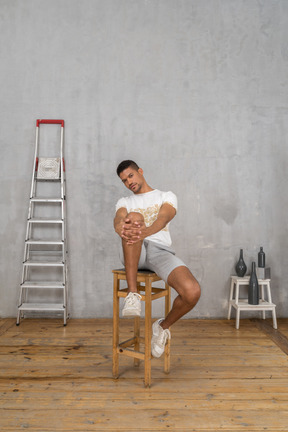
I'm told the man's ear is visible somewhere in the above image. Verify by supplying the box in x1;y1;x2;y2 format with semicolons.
138;168;144;175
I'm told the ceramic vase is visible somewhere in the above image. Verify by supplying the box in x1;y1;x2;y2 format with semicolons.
235;249;247;277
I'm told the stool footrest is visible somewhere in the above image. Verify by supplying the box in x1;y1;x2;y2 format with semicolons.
119;337;137;349
119;336;145;349
147;290;169;300
117;347;146;360
118;287;169;300
230;299;276;310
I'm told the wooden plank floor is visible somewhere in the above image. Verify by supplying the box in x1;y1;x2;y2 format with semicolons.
1;317;288;431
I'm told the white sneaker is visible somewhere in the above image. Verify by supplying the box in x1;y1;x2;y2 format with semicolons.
151;319;171;358
122;292;142;317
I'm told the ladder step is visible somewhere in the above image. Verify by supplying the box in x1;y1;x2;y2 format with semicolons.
26;240;64;245
30;197;63;203
18;303;65;311
21;281;65;288
36;178;61;182
23;260;64;267
28;218;63;224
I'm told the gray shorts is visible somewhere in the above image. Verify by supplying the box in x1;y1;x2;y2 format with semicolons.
119;239;187;283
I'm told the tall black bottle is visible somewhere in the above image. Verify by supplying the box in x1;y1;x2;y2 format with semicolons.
248;262;259;305
258;247;265;268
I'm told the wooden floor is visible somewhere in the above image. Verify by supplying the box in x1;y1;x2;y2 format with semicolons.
1;317;288;431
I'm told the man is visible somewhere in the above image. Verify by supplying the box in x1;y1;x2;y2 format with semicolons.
114;160;201;358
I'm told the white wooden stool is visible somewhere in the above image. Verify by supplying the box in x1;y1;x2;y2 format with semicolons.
112;269;171;387
227;276;277;329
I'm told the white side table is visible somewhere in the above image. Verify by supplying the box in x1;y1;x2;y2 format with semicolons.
227;276;277;329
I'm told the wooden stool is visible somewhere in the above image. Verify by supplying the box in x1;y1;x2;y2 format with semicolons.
112;269;171;387
228;276;277;329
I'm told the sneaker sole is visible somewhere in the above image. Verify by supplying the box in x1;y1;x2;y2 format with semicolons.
122;310;141;317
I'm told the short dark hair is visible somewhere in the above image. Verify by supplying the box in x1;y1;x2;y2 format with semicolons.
116;160;139;176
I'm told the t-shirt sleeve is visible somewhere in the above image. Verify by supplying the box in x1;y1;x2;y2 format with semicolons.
115;197;128;213
162;191;178;212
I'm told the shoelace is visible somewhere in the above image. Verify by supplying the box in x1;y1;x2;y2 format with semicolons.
157;329;170;347
126;293;141;305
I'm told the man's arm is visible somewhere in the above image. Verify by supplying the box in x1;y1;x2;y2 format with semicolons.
114;207;128;237
143;203;176;237
122;203;176;244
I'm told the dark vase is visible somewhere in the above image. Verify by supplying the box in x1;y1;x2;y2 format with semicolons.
248;262;259;305
258;247;265;268
235;249;247;277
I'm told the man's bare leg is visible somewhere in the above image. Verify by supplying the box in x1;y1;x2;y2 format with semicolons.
121;212;145;317
122;212;145;293
160;266;201;330
122;239;142;293
151;266;200;357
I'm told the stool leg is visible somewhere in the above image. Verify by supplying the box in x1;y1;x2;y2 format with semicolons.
236;308;240;330
134;282;141;367
164;283;171;374
261;284;265;319
272;309;277;329
235;281;239;305
266;282;277;329
144;277;152;388
112;274;120;379
266;282;273;303
228;279;234;319
134;315;140;367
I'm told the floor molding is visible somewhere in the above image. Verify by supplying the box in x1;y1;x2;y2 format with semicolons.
251;318;288;356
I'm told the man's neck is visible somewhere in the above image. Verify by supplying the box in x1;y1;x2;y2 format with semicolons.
134;184;154;195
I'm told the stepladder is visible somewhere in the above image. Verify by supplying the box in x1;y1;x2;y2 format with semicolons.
17;119;68;325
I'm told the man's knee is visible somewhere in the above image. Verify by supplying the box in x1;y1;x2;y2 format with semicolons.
168;266;201;307
182;279;201;307
127;211;144;224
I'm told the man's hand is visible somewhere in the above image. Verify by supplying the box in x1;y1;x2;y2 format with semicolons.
114;203;176;245
114;209;146;244
121;218;147;245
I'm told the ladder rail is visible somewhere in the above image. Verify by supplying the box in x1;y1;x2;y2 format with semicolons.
30;124;39;199
23;124;39;277
60;125;65;200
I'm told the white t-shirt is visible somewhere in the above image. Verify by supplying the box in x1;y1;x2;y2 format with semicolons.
115;189;177;246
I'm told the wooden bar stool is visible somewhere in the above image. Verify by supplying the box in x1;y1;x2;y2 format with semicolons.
112;269;171;387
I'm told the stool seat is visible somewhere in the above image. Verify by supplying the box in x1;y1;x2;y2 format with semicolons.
227;275;277;329
112;268;171;387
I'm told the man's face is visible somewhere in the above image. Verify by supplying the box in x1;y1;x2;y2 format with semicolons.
119;167;144;194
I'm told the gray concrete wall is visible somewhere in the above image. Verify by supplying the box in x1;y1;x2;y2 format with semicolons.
1;0;288;319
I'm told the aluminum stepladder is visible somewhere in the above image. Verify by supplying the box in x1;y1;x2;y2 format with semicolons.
17;119;68;325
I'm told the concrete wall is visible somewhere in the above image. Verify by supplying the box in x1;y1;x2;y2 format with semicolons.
1;0;288;319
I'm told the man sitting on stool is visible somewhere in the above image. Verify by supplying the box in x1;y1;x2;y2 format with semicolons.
114;160;201;358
